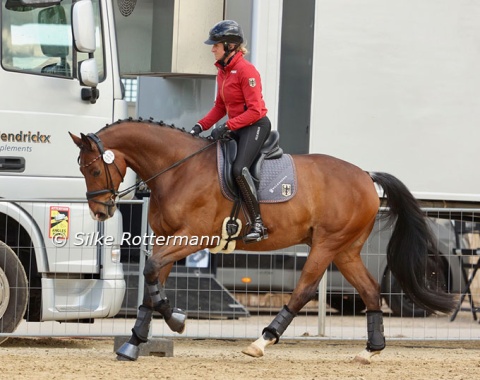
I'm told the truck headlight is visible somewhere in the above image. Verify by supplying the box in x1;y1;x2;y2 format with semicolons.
111;244;121;263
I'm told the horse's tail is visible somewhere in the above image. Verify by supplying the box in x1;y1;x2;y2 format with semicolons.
370;172;456;314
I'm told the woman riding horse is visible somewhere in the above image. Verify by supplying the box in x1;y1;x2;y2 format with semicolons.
191;20;271;243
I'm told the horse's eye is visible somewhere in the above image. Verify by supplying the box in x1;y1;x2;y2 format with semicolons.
92;169;101;177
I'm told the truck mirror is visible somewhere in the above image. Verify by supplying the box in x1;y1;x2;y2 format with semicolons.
72;0;96;53
78;58;99;87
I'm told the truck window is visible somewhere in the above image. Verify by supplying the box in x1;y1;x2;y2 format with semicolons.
1;0;105;81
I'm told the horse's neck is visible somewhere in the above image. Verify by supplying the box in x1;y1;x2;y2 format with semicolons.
105;122;206;181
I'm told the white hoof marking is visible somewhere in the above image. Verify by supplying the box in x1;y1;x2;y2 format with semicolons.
354;349;381;364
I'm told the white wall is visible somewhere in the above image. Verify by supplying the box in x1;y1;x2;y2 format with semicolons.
250;0;283;131
310;0;480;202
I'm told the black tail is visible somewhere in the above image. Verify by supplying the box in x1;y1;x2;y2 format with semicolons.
370;172;456;314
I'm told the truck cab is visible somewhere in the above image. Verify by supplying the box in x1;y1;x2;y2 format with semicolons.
0;0;134;336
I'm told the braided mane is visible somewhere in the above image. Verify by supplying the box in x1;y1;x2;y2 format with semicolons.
97;117;209;140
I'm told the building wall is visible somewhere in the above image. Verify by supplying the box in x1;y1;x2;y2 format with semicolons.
310;0;480;202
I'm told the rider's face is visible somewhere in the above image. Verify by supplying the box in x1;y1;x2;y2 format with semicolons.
211;42;225;61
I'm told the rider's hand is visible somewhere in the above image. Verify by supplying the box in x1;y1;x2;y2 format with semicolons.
190;124;203;136
210;123;229;141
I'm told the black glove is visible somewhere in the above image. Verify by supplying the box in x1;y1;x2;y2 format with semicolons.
190;124;203;136
210;123;229;141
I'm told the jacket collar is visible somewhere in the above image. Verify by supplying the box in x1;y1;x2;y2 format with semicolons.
215;52;244;72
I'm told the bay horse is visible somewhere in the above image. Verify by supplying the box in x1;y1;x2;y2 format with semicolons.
70;118;455;363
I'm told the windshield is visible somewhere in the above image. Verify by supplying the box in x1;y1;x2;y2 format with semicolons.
1;0;105;80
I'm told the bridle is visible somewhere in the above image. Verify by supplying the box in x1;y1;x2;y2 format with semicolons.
79;132;217;207
79;133;124;209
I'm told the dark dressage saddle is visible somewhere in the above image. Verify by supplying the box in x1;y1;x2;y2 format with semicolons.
210;130;297;252
217;130;297;203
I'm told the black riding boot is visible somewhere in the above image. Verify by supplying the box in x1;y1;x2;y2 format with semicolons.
236;167;268;243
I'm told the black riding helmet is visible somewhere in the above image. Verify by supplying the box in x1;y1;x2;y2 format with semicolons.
205;20;244;46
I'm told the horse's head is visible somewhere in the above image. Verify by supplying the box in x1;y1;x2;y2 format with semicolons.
70;132;127;221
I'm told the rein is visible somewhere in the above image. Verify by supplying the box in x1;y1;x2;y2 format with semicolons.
117;138;217;198
82;133;217;202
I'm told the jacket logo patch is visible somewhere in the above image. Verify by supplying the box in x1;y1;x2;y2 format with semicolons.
249;78;256;87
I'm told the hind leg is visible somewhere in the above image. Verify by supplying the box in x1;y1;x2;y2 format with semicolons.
334;246;385;364
242;245;332;357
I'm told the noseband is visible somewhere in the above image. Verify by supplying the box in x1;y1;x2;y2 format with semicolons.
79;133;124;208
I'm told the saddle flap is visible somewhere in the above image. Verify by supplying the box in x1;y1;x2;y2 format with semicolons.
217;137;296;204
251;130;283;181
260;130;280;154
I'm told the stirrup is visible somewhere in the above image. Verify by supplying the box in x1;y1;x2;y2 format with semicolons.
243;223;268;243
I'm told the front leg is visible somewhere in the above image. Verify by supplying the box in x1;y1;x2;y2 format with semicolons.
116;240;197;361
145;275;186;334
116;303;153;361
242;305;296;357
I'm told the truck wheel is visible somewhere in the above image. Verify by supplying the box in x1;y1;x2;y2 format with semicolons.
0;241;29;345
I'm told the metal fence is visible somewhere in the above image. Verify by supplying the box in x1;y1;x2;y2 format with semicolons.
1;198;480;342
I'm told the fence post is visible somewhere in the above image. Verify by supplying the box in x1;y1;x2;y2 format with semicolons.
137;197;151;311
317;270;327;337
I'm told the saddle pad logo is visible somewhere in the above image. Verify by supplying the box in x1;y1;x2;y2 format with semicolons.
282;184;292;197
249;78;256;87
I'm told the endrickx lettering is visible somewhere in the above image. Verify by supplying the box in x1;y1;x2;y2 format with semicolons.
0;131;51;143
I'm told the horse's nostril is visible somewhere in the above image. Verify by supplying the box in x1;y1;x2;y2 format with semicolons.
95;212;107;221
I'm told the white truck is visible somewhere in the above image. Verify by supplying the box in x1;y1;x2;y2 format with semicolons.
0;0;134;337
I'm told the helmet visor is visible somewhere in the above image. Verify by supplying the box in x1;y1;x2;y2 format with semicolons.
204;36;223;45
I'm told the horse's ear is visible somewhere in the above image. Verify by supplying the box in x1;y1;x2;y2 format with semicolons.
69;132;94;151
80;133;95;151
69;132;83;149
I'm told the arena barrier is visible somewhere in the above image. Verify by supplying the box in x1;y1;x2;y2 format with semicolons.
1;198;480;342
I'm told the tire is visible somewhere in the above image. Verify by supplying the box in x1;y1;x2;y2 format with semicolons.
0;241;29;345
329;295;366;315
382;261;447;318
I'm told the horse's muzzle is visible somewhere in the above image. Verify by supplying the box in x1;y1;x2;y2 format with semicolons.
89;198;117;221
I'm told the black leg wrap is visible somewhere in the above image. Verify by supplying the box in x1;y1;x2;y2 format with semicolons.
116;306;153;361
155;298;172;319
131;305;153;343
262;305;296;344
154;298;187;334
366;310;386;352
146;280;186;333
146;280;166;305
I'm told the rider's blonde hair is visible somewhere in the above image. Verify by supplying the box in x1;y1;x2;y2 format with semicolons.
230;43;248;55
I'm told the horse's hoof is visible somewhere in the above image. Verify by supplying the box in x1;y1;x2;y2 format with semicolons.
167;308;187;333
241;343;264;358
116;342;140;361
353;349;380;364
116;355;134;361
177;323;186;334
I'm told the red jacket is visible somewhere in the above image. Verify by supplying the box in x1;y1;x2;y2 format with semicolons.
197;52;268;131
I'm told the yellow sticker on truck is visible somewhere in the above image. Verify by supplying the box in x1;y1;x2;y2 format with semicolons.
49;206;70;240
